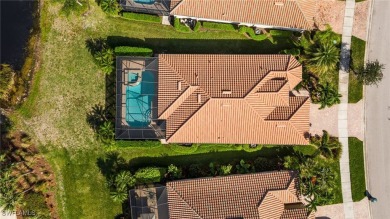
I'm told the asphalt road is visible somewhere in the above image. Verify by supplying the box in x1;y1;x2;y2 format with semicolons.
365;0;390;218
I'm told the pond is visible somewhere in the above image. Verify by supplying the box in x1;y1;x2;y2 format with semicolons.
1;0;36;70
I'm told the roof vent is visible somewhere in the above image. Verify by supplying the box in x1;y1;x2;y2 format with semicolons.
275;2;284;6
197;94;202;103
177;81;182;91
222;90;232;95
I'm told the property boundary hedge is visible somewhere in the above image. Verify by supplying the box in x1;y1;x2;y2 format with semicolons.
122;12;161;23
114;46;153;57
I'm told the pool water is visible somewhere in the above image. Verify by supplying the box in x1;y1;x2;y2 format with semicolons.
134;0;155;4
126;71;156;128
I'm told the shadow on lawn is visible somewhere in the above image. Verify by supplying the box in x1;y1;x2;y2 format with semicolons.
106;36;295;54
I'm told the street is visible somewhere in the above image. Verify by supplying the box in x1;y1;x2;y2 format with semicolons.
365;0;390;218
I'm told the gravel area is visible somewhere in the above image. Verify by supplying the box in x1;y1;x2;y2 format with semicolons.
310;100;364;140
316;198;370;219
315;0;370;40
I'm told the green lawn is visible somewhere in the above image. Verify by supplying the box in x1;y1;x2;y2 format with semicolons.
349;36;366;103
349;137;367;202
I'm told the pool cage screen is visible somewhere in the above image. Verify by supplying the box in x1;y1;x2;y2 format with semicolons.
115;57;166;139
130;186;169;219
119;0;173;16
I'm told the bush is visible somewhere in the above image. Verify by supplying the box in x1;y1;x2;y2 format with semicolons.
134;167;166;184
238;26;268;41
167;164;182;179
219;164;232;176
202;21;237;31
22;192;51;219
188;164;208;178
122;12;161;23
174;18;191;33
193;21;201;32
114;46;153;57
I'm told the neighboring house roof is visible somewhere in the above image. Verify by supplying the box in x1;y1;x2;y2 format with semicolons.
166;171;315;219
170;0;316;30
157;54;310;145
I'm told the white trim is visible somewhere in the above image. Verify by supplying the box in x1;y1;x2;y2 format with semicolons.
173;15;303;32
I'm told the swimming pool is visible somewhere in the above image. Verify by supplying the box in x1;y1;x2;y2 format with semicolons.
125;71;156;128
134;0;155;4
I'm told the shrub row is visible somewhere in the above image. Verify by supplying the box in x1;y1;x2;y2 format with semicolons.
114;46;153;57
202;21;237;31
122;12;161;23
238;26;268;41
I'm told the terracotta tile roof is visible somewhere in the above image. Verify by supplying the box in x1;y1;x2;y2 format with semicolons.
170;0;316;30
157;54;310;145
166;171;313;219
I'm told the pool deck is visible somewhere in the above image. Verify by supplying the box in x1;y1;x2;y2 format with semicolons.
121;60;145;126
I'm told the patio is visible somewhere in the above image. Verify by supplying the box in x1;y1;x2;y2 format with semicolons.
120;0;178;15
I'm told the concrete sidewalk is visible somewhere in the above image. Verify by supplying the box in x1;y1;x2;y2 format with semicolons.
316;198;370;219
338;0;356;218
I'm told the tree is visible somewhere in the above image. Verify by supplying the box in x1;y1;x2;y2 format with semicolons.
304;42;340;75
115;171;135;188
312;82;341;109
356;60;385;85
0;170;22;211
93;47;115;75
110;184;128;203
312;130;342;159
100;0;119;14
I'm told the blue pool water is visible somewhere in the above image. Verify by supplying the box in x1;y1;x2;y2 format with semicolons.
134;0;155;4
126;71;155;128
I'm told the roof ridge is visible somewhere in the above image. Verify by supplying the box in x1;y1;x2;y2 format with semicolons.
294;0;314;29
159;54;192;86
167;96;210;141
170;0;186;13
167;184;203;218
159;86;199;119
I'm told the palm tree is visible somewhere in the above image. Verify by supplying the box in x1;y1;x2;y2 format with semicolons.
313;130;342;159
356;60;385;85
98;121;114;144
115;171;135;188
304;42;340;75
94;48;114;75
314;83;341;109
100;0;119;14
110;186;128;203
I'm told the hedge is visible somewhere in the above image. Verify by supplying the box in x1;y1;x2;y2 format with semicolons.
238;26;268;41
134;167;166;184
202;21;237;31
174;18;191;33
114;46;153;57
269;29;292;37
122;12;161;23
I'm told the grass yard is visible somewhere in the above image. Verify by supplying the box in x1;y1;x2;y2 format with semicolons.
12;1;300;218
349;36;366;103
349;137;367;202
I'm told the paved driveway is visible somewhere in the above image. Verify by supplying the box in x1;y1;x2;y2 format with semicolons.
316;198;370;219
310;101;364;140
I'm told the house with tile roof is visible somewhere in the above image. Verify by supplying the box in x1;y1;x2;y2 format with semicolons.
170;0;317;31
129;171;315;219
115;54;310;145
